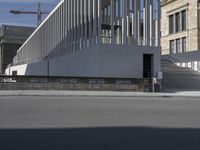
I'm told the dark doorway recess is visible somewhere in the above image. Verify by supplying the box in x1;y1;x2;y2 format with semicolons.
143;54;153;78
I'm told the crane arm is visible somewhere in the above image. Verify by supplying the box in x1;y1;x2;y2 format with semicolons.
10;10;49;15
10;2;50;26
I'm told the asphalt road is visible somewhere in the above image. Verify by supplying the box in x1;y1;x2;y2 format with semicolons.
0;96;200;150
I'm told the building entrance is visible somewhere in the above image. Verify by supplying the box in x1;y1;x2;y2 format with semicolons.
143;54;153;78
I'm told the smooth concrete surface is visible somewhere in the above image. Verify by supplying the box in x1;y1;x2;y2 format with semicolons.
0;96;200;150
6;44;161;78
1;90;200;98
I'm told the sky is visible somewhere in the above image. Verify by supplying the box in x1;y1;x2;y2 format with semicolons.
0;0;60;27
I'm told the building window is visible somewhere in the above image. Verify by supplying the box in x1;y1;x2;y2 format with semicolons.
182;37;187;52
176;38;181;53
175;12;180;32
169;15;174;34
169;40;175;54
181;10;186;31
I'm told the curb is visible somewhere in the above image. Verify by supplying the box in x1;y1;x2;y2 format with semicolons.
0;92;200;98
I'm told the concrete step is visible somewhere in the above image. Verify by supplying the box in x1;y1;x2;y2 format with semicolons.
161;60;200;90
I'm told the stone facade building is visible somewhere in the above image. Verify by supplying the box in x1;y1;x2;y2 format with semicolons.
161;0;200;71
0;25;35;74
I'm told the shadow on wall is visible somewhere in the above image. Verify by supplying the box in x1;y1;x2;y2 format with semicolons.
25;60;48;76
0;127;200;150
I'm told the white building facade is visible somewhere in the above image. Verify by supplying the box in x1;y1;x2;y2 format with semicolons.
6;0;161;79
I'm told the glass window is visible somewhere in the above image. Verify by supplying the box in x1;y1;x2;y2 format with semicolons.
181;10;186;31
176;39;181;53
169;15;174;34
175;12;180;32
169;40;175;54
182;37;186;52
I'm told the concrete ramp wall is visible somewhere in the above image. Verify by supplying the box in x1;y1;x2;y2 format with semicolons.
6;44;161;79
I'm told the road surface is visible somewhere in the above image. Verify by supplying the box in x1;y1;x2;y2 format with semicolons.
0;96;200;150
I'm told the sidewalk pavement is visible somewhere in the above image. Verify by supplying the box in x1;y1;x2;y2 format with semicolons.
0;90;200;98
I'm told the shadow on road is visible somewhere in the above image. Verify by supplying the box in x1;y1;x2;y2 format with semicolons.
0;127;200;150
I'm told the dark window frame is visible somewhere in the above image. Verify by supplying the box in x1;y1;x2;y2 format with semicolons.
176;38;181;53
169;14;174;34
181;10;186;31
175;12;181;33
169;40;175;54
182;37;187;52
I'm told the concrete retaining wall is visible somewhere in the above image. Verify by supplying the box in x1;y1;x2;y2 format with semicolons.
0;76;154;92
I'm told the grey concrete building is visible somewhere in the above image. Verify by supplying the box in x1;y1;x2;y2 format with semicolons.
0;25;34;74
6;0;161;79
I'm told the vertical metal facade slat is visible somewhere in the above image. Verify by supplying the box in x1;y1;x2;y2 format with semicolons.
84;0;88;48
93;0;97;45
123;0;127;44
157;0;161;46
143;0;146;45
64;0;68;54
88;0;92;46
111;0;115;44
67;0;70;53
77;0;79;50
137;0;141;44
80;0;84;49
74;0;76;51
98;0;102;44
72;0;74;52
150;0;153;46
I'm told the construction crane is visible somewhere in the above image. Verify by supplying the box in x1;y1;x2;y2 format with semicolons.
10;3;49;26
